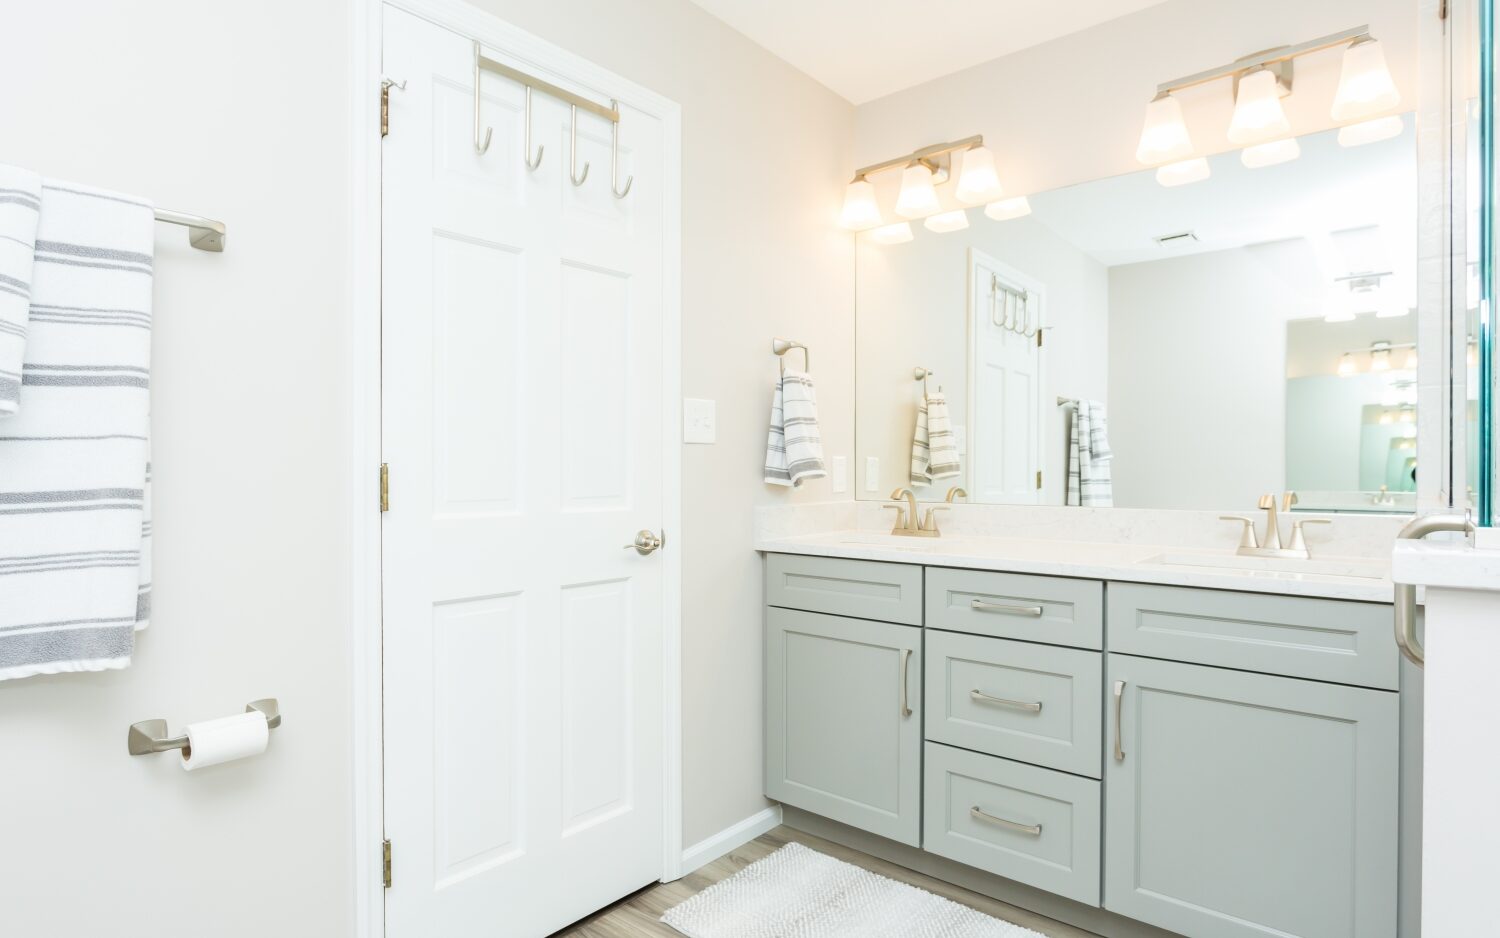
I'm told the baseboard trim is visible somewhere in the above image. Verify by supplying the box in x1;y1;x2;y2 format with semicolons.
676;805;784;879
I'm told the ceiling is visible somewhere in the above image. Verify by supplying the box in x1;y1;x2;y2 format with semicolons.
684;0;1170;104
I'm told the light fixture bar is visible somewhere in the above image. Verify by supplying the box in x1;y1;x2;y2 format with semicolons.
1154;25;1370;97
851;135;984;182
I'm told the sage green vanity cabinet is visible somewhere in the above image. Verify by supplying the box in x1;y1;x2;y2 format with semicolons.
765;553;924;625
1103;653;1400;938
926;567;1103;649
764;606;923;845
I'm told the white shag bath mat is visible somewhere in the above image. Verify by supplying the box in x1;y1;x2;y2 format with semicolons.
661;842;1046;938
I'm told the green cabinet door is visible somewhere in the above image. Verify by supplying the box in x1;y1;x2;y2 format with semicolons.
1104;654;1399;938
765;606;923;845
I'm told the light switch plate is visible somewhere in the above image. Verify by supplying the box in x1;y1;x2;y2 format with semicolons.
864;456;880;492
830;456;847;494
684;398;715;444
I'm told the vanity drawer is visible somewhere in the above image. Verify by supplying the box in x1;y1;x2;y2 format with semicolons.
765;553;923;625
1107;582;1398;690
923;742;1101;907
925;630;1101;778
925;568;1103;649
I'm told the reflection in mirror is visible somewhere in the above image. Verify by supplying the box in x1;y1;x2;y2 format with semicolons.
855;122;1417;512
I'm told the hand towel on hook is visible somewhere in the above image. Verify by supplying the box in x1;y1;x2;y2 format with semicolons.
0;165;40;415
910;392;960;487
764;368;826;487
1066;400;1113;507
0;171;154;681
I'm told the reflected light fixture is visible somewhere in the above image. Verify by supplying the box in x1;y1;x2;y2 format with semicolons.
1404;347;1419;369
1227;68;1292;145
1370;342;1392;371
1337;353;1357;377
924;209;970;233
1155;158;1210;187
984;196;1032;221
868;221;914;245
955;146;1004;205
839;177;881;230
894;163;940;219
1339;114;1404;147
1379;410;1394;425
1331;38;1401;121
1135;93;1194;165
1240;137;1300;169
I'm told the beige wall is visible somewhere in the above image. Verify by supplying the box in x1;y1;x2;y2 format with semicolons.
0;0;853;934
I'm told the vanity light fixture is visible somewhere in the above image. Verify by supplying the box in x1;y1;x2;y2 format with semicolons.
1331;38;1401;122
842;135;1000;228
1155;157;1211;187
895;163;941;218
868;221;914;245
923;209;970;233
839;177;882;230
954;146;1005;205
1339;114;1405;147
1240;137;1301;169
984;196;1032;221
1228;68;1293;145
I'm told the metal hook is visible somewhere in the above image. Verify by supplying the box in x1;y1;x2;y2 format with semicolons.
523;86;544;170
473;41;493;154
610;100;633;198
569;105;590;186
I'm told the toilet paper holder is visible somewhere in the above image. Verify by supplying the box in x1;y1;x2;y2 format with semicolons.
127;698;282;756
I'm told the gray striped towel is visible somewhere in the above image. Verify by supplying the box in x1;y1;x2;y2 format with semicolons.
764;368;826;487
1066;400;1112;507
910;392;960;486
0;174;154;681
0;165;41;414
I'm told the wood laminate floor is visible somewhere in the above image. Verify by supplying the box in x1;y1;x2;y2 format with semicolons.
551;825;1099;938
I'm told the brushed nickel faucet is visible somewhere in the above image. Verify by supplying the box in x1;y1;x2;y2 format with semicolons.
1219;491;1329;559
886;488;945;537
945;486;968;503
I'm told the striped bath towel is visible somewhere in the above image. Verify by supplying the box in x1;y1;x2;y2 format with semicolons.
1066;400;1113;507
0;175;154;682
0;165;41;414
910;392;960;486
764;368;826;487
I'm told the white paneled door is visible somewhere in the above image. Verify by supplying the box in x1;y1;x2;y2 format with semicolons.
968;250;1042;505
381;7;669;936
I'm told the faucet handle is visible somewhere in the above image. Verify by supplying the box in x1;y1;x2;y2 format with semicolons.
1288;518;1331;553
921;505;951;532
1219;515;1260;550
882;504;907;531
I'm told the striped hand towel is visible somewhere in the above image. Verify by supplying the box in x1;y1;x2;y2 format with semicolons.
1066;400;1113;508
764;369;826;487
910;392;961;486
0;165;41;414
0;176;154;682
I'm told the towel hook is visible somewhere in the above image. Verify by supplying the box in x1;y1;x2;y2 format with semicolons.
523;86;544;170
772;337;810;375
569;105;590;186
610;100;633;198
472;41;493;154
914;367;939;396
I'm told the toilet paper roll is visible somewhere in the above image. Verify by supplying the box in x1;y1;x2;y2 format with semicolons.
180;710;269;771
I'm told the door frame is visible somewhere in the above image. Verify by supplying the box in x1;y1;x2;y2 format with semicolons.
347;1;684;932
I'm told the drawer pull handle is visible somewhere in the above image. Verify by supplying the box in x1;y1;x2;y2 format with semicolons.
1113;680;1126;762
970;806;1042;836
900;648;913;718
970;689;1042;713
970;599;1044;617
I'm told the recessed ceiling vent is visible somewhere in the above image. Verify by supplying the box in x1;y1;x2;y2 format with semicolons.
1154;230;1200;248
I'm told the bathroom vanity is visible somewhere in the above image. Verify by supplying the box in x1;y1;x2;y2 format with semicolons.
760;524;1418;938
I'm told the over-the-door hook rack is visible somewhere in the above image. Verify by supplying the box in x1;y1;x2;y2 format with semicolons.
523;87;544;170
610;100;633;198
569;105;590;186
472;41;493;154
914;366;939;396
772;337;810;374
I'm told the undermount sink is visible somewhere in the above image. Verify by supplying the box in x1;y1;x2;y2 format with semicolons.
1144;551;1389;581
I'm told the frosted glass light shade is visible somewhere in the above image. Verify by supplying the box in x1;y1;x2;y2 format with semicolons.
894;164;940;218
839;178;881;230
1370;347;1392;371
1240;137;1300;169
984;196;1032;221
923;209;970;233
1337;353;1357;376
1135;94;1194;165
1155;157;1210;187
1227;69;1291;145
1338;114;1404;147
1404;347;1419;369
869;221;914;245
955;146;1004;204
1332;39;1401;122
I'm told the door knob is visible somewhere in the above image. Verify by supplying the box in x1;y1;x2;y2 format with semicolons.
624;529;663;555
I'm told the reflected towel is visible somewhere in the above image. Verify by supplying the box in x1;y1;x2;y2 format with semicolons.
910;393;960;486
0;165;41;414
764;369;826;487
0;175;154;682
1066;400;1112;507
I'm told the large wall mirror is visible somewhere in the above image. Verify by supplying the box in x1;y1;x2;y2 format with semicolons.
855;121;1418;513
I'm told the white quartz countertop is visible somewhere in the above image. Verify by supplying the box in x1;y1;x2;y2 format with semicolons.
1392;540;1500;592
755;529;1397;603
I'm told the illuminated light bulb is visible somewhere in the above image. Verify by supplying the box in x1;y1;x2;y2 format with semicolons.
923;209;970;233
1135;93;1194;165
1370;347;1391;371
954;146;1004;205
1331;38;1401;122
1337;353;1358;376
894;163;940;219
1240;137;1300;169
839;177;881;230
868;221;914;245
984;196;1032;221
1339;114;1404;147
1379;410;1394;425
1155;157;1210;187
1228;68;1291;145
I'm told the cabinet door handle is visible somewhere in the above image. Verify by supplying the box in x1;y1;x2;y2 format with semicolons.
900;649;913;718
1113;680;1126;762
970;599;1044;617
970;689;1042;713
970;806;1042;836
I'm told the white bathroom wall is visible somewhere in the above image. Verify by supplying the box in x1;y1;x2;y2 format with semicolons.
855;217;1108;505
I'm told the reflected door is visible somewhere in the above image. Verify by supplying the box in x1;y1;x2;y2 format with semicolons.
969;250;1042;504
381;8;666;936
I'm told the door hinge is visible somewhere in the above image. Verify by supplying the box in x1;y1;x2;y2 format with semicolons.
382;839;393;889
1036;329;1044;348
380;78;405;138
1036;470;1043;490
379;463;389;512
